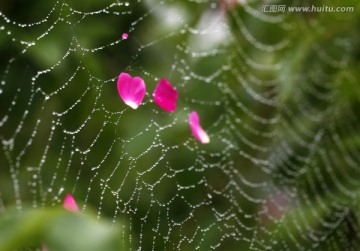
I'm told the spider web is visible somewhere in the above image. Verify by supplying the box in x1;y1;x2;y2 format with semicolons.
1;0;360;250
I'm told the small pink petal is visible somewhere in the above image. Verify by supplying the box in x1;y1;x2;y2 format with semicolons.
153;78;178;112
42;244;48;251
122;33;129;39
117;72;146;109
63;194;79;213
189;111;210;144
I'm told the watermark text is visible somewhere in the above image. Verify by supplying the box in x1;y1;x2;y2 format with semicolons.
261;5;354;13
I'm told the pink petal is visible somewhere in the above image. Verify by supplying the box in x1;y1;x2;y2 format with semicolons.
42;244;48;251
189;111;210;144
63;194;79;213
153;78;178;112
117;72;146;109
122;33;128;39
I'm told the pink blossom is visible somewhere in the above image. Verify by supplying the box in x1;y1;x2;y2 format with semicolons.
63;194;79;213
117;72;146;109
122;33;128;39
153;78;178;112
189;111;210;144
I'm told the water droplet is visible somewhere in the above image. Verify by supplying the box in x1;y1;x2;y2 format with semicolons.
222;65;230;71
125;2;129;6
59;187;64;194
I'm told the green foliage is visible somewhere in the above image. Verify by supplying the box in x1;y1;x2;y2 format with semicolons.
0;207;127;251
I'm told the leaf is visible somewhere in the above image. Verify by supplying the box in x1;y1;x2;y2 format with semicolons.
0;207;128;251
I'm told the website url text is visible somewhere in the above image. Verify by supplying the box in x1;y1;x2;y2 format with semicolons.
261;5;354;13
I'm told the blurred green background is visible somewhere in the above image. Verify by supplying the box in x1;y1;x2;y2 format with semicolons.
1;0;360;250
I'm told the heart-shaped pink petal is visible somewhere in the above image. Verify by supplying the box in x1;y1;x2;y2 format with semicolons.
189;111;210;144
117;72;146;109
63;194;79;213
153;78;178;112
